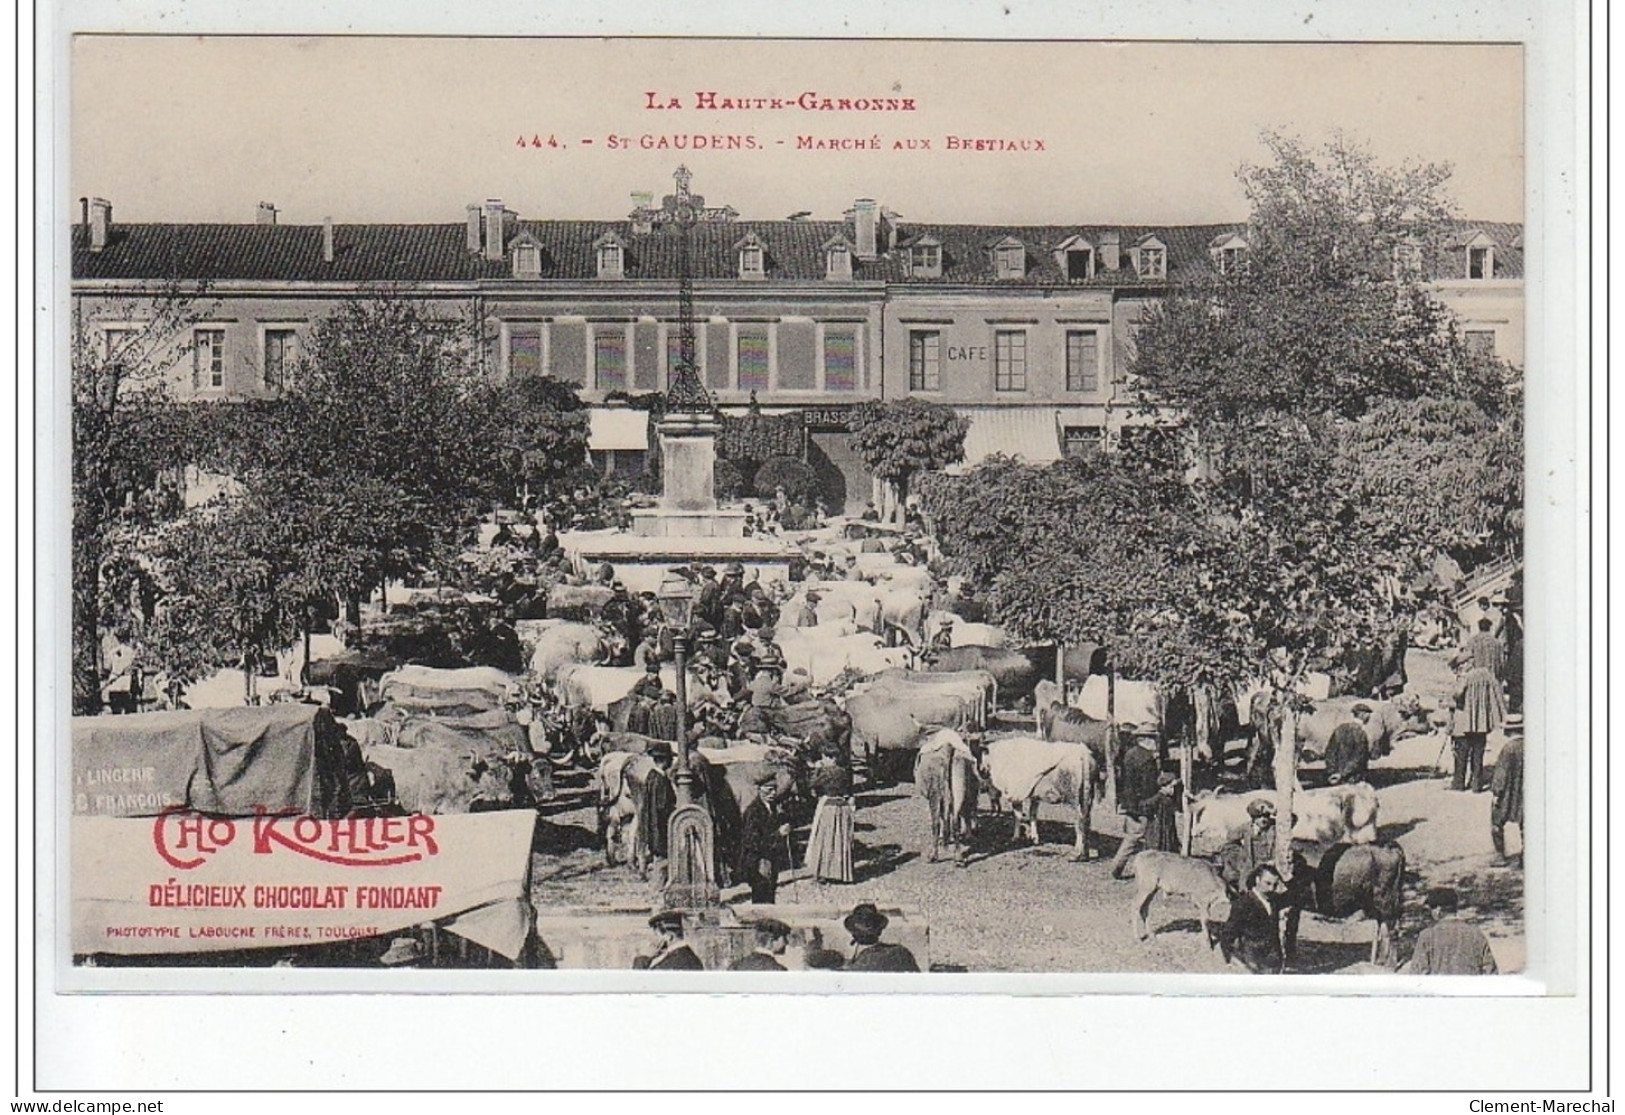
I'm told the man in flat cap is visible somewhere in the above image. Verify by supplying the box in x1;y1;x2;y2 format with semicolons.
1324;702;1374;786
634;910;705;971
729;918;793;971
1402;888;1499;975
843;904;920;972
1216;798;1280;895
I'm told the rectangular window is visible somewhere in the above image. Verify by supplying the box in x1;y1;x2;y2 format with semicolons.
911;244;941;276
739;246;765;278
737;328;770;392
101;325;138;362
824;329;858;392
194;328;225;390
1465;330;1497;357
263;329;297;389
995;244;1024;279
593;328;627;391
909;331;941;392
508;325;543;379
994;330;1027;392
1067;249;1094;281
1066;330;1100;392
1468;247;1491;280
1136;247;1165;279
1063;426;1104;459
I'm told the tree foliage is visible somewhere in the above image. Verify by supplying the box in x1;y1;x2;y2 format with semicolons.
849;398;969;521
71;282;214;711
753;456;820;505
927;132;1519;695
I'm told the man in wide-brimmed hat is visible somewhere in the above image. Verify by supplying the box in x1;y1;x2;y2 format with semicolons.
736;773;791;904
634;909;705;971
843;903;920;971
1110;723;1170;879
378;936;426;968
1490;713;1525;865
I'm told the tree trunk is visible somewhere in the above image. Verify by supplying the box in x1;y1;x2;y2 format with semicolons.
1180;718;1195;856
346;588;363;630
1274;705;1297;875
72;538;105;715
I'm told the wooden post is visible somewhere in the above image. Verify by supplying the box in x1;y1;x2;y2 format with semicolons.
1180;722;1195;857
1105;666;1119;810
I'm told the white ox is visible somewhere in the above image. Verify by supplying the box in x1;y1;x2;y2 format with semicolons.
775;631;912;686
554;663;725;713
785;581;884;633
981;736;1101;861
1188;783;1381;855
925;610;1007;650
527;621;609;682
1071;675;1165;731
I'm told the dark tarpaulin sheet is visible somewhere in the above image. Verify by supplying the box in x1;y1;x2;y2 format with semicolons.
72;704;348;819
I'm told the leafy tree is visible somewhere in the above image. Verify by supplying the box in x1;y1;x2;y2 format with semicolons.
70;281;213;712
848;398;970;524
752;456;820;505
470;375;591;510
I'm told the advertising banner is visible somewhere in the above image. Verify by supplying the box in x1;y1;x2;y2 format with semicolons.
73;809;536;960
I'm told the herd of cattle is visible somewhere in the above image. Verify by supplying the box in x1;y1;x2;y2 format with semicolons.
302;522;1427;968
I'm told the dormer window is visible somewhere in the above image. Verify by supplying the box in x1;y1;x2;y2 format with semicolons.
990;238;1026;280
734;233;766;280
1392;241;1423;280
1468;245;1492;279
1053;235;1096;281
907;237;942;279
511;239;542;279
594;234;626;279
1211;232;1249;276
1132;236;1167;280
823;235;854;281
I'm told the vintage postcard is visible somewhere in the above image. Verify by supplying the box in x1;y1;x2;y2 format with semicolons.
58;33;1554;996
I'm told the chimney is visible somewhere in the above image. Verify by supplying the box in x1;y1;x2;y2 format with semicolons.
89;197;112;253
883;207;902;252
1100;230;1121;272
256;201;278;226
482;198;505;262
853;198;878;260
630;191;654;235
322;217;334;264
466;204;482;253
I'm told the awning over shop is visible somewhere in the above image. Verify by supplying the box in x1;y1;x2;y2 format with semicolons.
952;407;1064;470
587;408;650;452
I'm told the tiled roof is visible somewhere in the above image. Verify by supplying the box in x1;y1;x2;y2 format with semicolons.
70;217;1522;284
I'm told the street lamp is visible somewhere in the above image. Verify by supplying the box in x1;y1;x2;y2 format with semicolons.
656;568;718;909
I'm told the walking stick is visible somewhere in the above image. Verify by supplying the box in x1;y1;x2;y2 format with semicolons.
784;829;803;903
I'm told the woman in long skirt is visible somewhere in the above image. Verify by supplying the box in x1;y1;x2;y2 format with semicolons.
805;761;855;884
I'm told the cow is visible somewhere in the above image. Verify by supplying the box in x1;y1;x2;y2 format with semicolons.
594;750;656;869
914;728;979;862
1283;842;1408;966
1296;696;1423;762
869;668;996;726
879;586;933;648
924;611;1007;649
363;743;522;815
392;713;554;806
1188;783;1381;855
694;744;805;886
546;583;614;622
527;621;609;683
847;687;976;781
1072;675;1166;736
1130;851;1231;947
923;645;1055;707
980;736;1100;861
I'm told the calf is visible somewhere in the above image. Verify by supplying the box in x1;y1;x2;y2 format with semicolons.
1130;851;1231;948
1283;842;1407;966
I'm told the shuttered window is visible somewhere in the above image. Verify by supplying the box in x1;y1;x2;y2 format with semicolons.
1066;330;1099;392
593;328;627;391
